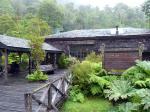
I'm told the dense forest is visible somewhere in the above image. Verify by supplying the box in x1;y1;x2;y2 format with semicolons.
0;0;149;38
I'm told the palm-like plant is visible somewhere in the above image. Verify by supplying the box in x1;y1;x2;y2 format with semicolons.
104;80;136;101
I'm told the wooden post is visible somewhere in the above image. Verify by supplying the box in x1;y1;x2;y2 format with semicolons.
138;42;144;61
28;53;32;74
54;53;57;67
0;50;2;70
24;93;32;112
67;45;70;57
3;49;8;82
100;43;105;69
47;85;52;111
18;53;23;63
45;53;48;64
62;77;65;95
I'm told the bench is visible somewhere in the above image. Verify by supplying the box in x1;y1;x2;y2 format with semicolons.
39;65;55;74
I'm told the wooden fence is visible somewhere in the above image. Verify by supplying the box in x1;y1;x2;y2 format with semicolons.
24;72;72;112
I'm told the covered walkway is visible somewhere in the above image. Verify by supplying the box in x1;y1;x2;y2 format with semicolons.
0;35;62;82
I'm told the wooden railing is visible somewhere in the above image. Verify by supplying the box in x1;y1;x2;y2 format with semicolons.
24;72;72;112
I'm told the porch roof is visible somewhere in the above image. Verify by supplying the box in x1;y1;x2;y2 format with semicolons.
0;35;62;53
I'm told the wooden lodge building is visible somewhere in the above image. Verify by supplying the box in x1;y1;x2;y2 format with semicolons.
45;27;150;72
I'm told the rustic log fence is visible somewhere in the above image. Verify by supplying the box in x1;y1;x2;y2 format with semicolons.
24;72;72;112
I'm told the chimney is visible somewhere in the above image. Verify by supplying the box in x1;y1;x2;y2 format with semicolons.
116;26;119;35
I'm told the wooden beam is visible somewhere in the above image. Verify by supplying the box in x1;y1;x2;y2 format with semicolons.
2;49;8;82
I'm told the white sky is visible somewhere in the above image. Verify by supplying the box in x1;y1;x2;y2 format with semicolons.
61;0;145;8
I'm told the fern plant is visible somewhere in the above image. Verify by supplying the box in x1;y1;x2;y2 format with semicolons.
89;75;110;95
134;78;150;88
69;85;85;103
104;80;136;101
134;80;147;88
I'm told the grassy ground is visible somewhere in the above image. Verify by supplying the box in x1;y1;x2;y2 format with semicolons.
61;96;112;112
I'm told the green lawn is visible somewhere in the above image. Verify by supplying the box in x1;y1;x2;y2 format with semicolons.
61;96;112;112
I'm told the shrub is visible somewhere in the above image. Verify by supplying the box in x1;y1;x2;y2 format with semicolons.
71;61;93;84
58;54;79;69
58;53;70;69
26;70;48;82
85;52;102;63
67;56;79;66
8;53;20;64
71;60;108;96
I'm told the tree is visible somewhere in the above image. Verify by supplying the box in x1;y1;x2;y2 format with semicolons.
142;0;150;28
26;18;51;37
38;0;64;31
7;17;51;39
0;15;16;35
0;0;14;15
62;3;77;31
29;36;45;69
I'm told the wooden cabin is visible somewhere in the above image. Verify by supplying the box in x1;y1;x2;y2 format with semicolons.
45;27;150;72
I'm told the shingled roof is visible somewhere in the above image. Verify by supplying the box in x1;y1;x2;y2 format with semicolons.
46;27;150;38
0;35;61;53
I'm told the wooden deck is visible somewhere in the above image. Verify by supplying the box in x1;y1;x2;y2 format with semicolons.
0;70;67;112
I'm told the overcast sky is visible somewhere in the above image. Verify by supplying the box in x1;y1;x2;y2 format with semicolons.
59;0;145;8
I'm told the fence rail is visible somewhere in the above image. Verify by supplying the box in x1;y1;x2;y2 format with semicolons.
24;72;72;112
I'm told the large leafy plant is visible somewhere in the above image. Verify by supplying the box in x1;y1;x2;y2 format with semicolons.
104;80;136;101
136;89;150;110
108;102;139;112
136;60;150;76
122;66;146;83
